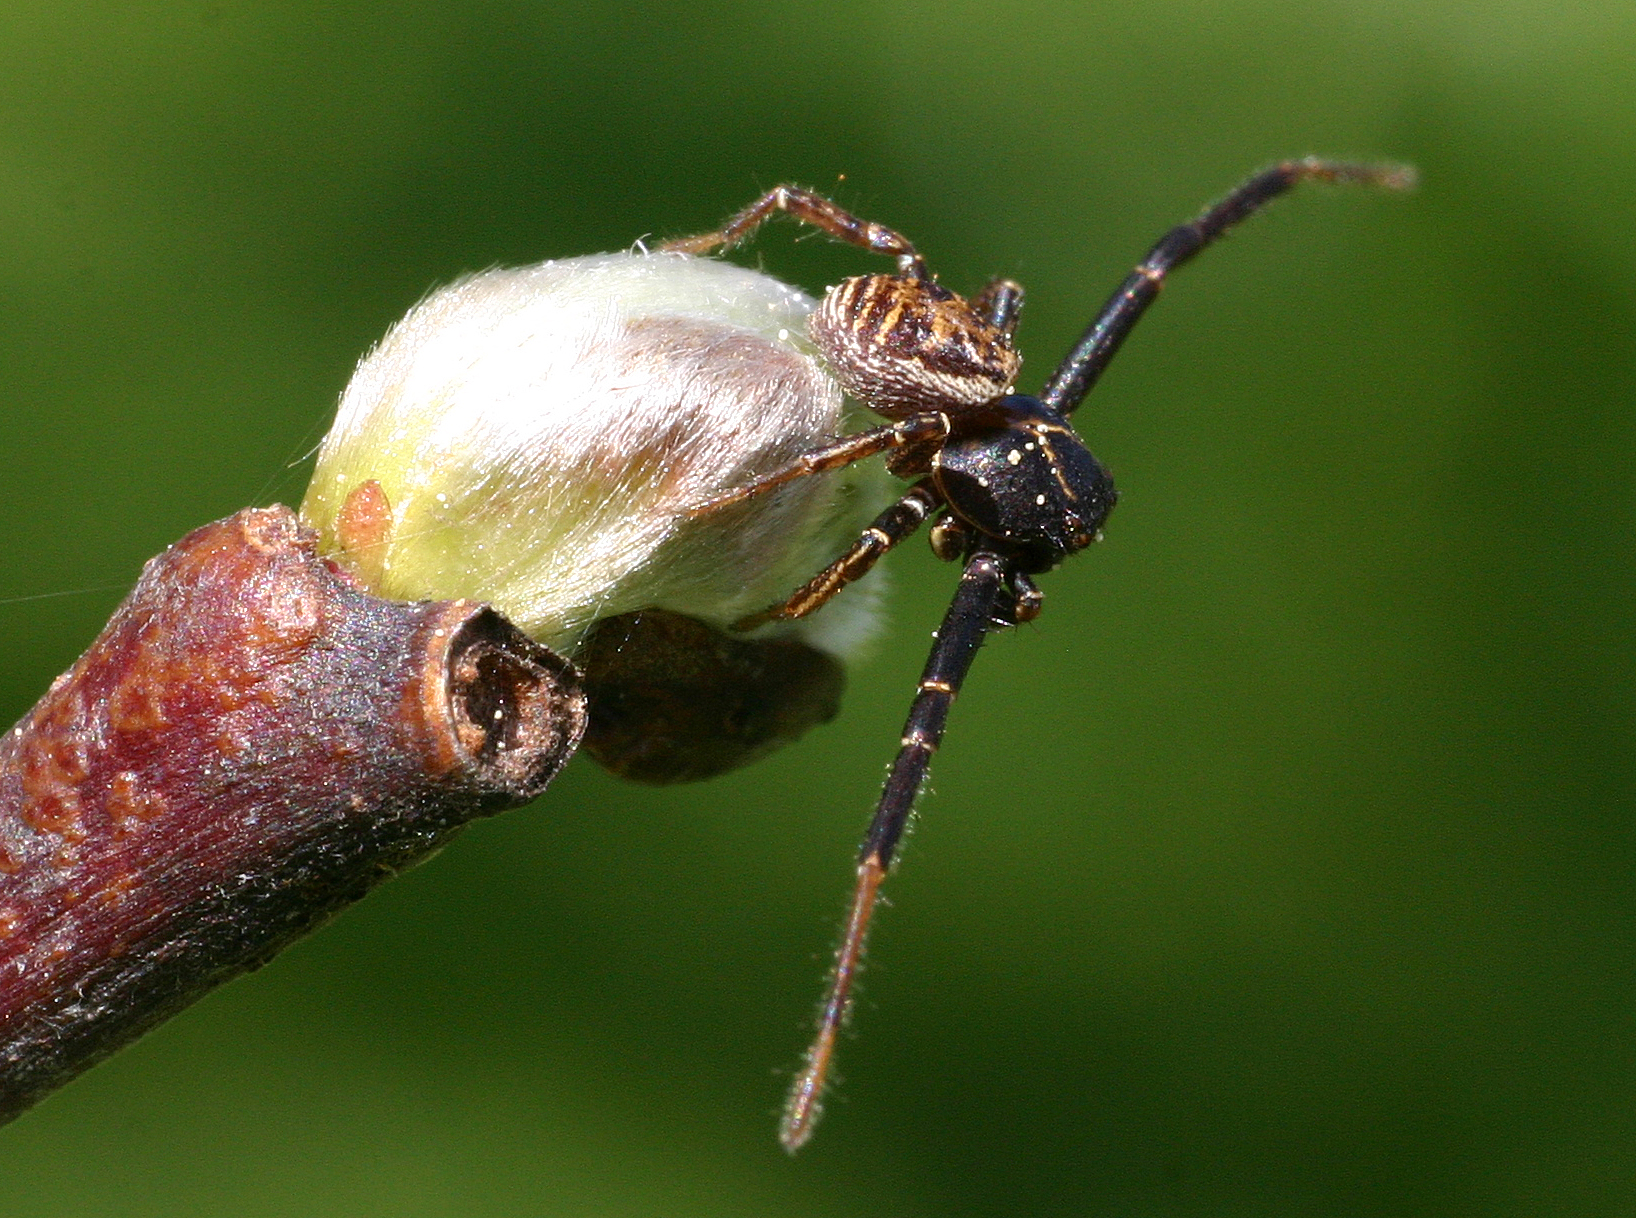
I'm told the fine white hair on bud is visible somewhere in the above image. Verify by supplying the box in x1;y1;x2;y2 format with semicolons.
301;251;892;660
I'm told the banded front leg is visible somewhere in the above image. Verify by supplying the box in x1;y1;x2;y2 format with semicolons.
734;482;942;631
1040;158;1415;415
780;550;1009;1151
661;185;929;279
687;412;949;518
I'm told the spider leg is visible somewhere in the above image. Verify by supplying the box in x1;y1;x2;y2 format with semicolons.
780;549;1010;1152
1040;158;1416;415
734;482;942;631
662;185;929;279
972;277;1024;336
687;411;949;517
1010;570;1044;623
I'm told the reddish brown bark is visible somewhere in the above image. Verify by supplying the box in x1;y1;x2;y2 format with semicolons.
0;506;586;1124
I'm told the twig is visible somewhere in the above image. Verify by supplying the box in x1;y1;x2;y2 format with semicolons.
0;506;587;1123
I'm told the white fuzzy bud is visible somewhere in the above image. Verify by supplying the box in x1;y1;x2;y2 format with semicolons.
301;251;890;659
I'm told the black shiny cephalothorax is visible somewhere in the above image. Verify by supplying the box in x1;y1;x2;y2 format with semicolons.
663;160;1413;1151
932;394;1116;573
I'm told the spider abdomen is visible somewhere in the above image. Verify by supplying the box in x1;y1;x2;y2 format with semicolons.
809;274;1020;418
932;397;1117;572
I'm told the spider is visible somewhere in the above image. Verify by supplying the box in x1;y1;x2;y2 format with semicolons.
664;158;1414;1150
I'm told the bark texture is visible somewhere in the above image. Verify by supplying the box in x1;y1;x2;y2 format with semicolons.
0;506;587;1124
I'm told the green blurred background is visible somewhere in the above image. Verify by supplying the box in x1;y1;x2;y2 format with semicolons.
1;1;1633;1214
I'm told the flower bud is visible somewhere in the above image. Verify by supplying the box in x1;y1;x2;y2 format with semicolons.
300;251;892;779
302;250;890;659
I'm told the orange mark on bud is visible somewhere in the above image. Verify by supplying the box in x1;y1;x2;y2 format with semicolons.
335;479;394;593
